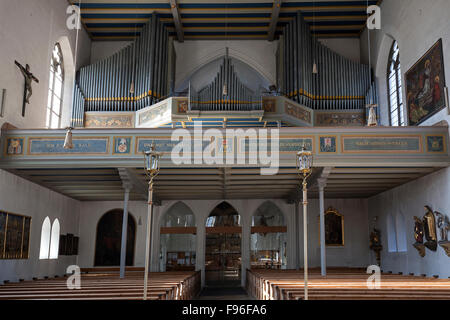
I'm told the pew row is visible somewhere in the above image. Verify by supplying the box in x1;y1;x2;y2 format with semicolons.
0;270;201;300
246;269;450;300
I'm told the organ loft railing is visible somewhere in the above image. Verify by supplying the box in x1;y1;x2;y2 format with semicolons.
188;49;263;112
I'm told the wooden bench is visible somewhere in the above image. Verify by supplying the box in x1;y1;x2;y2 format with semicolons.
0;269;201;300
246;268;450;300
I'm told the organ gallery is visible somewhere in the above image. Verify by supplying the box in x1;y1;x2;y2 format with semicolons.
0;0;449;309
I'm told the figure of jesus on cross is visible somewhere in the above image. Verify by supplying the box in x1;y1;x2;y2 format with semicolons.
15;60;39;117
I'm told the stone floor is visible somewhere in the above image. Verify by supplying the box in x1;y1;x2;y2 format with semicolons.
196;287;253;300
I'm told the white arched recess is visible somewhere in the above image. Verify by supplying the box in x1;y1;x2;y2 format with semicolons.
174;41;277;91
373;33;408;126
57;36;75;128
151;199;294;287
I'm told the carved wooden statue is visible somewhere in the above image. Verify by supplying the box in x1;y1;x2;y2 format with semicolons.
423;206;438;251
14;61;39;117
435;211;450;257
413;216;426;257
369;228;382;266
435;211;449;242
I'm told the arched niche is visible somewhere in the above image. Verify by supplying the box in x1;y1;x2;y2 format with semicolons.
159;201;197;271
176;56;271;95
94;209;136;266
57;36;75;128
205;201;242;286
250;201;287;269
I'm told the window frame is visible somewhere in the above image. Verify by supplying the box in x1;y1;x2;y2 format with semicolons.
46;43;64;129
387;41;405;126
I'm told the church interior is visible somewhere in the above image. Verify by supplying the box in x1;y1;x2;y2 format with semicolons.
0;0;449;302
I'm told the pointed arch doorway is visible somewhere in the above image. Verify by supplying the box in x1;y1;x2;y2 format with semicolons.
205;202;241;287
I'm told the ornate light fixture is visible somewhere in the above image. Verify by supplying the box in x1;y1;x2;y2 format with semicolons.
296;145;313;300
63;127;74;149
143;143;161;300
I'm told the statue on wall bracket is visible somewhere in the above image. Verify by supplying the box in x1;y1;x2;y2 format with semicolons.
435;211;450;257
413;216;426;257
369;228;382;266
423;206;438;251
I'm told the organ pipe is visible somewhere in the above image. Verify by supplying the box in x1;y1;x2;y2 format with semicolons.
74;14;169;113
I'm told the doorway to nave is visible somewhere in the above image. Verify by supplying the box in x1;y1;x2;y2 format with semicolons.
205;202;241;287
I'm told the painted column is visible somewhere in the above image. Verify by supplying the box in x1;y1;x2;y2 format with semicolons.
119;187;131;279
318;178;327;276
294;202;299;270
241;206;251;287
297;201;302;271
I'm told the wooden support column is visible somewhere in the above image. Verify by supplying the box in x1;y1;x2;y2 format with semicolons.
119;186;131;279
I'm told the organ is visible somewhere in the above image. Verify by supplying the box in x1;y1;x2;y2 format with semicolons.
71;11;378;128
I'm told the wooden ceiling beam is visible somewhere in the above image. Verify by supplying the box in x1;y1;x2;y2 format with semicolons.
169;0;184;42
268;0;282;41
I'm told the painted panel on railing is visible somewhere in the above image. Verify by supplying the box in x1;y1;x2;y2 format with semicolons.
84;113;134;128
342;136;422;153
315;111;365;127
426;135;446;153
28;137;110;155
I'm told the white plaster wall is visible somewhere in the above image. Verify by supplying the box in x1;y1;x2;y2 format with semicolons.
173;40;278;91
0;170;80;283
0;0;91;130
368;167;450;279
302;198;370;269
77;197;370;287
90;41;132;64
361;0;450;128
319;38;361;63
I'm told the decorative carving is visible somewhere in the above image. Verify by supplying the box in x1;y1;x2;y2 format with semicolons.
413;216;426;257
413;243;426;258
262;98;276;113
423;206;438;251
439;241;450;257
285;102;312;123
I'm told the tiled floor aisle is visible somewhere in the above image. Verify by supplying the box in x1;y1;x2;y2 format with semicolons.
196;287;253;300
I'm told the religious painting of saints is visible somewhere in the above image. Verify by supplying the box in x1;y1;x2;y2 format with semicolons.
319;136;337;153
6;138;24;155
113;137;131;155
406;39;446;125
319;208;345;246
0;212;6;259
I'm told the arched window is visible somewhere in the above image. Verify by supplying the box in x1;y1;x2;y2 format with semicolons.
387;213;398;252
251;201;287;269
160;202;196;272
39;217;51;259
395;213;407;252
46;43;64;128
49;219;60;259
387;41;405;126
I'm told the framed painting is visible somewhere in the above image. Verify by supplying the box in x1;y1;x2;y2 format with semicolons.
319;207;345;246
0;211;31;259
406;39;446;125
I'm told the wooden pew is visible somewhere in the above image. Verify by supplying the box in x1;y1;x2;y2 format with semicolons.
0;270;201;300
246;268;450;300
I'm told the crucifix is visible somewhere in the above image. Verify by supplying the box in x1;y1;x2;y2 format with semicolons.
15;60;39;117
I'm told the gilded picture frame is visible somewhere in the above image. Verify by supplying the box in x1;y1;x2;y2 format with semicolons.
318;207;345;247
